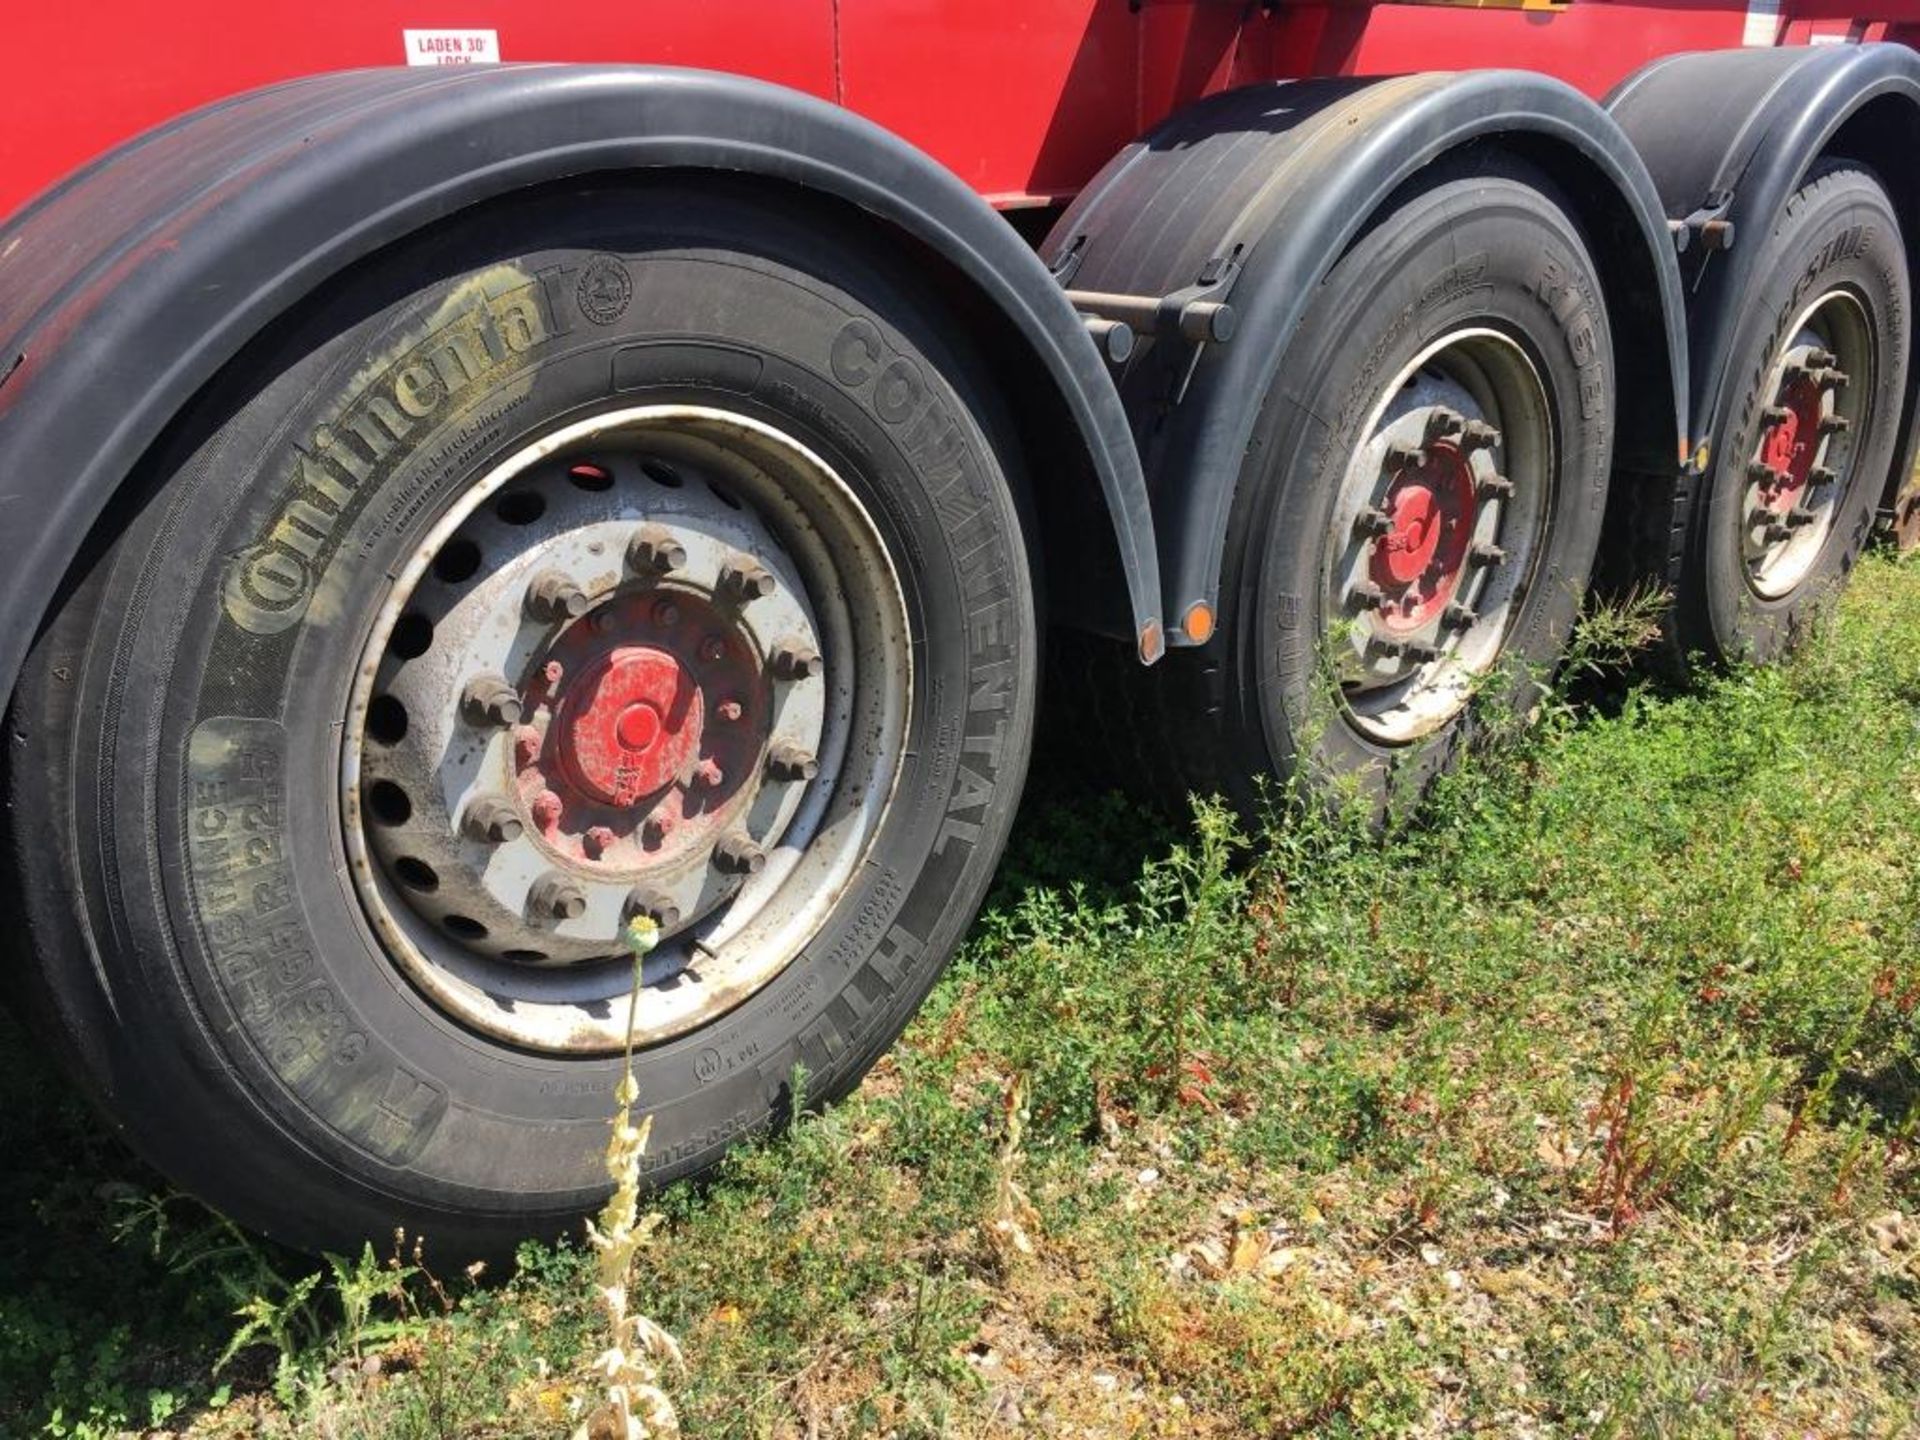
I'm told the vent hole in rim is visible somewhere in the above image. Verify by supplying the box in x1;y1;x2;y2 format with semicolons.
443;914;488;940
706;480;744;511
502;948;548;963
568;463;614;492
390;613;434;659
641;459;683;488
393;857;439;892
432;538;483;584
365;695;409;745
495;490;547;526
366;780;413;826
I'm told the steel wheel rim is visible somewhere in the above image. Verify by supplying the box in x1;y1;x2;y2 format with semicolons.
1321;327;1554;745
1741;289;1871;600
341;405;913;1055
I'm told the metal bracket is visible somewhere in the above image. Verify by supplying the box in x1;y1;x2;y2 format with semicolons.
1673;192;1736;254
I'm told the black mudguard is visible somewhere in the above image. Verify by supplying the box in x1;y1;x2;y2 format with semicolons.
1608;41;1920;518
1043;72;1691;644
0;64;1164;718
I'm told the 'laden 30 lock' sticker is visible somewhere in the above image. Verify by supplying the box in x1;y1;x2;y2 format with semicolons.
402;29;501;66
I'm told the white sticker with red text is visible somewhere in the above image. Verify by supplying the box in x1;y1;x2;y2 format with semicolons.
403;29;501;66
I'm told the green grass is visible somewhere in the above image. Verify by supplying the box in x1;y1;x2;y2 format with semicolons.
6;552;1920;1438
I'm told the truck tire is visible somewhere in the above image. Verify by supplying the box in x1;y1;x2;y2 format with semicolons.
0;179;1036;1258
1652;163;1909;668
1081;154;1614;819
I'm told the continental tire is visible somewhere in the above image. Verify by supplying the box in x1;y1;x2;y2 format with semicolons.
1;180;1036;1258
1083;155;1614;820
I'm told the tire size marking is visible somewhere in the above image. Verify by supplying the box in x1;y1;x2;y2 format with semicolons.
186;716;446;1167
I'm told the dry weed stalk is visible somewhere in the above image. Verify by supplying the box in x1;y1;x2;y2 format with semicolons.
573;916;684;1440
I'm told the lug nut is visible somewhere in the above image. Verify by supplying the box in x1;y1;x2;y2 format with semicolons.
1821;368;1851;391
1747;460;1787;487
512;725;543;768
1403;641;1442;663
641;813;673;846
712;833;767;876
529;872;589;923
627;524;687;576
699;634;728;663
1806;348;1835;369
690;757;725;789
651;597;682;628
1476;474;1514;501
1819;413;1851;436
532;789;564;828
770;641;822;681
1761;405;1792;427
1348;581;1389;613
716;699;744;722
718;555;777;603
525;570;589;622
461;674;523;728
1353;506;1393;540
767;743;819;783
1784;506;1817;530
1441;602;1478;630
1807;465;1838;487
1424;407;1465;444
1469;542;1507;568
1762;521;1793;544
1385;440;1426;471
1460;419;1501;452
624;889;682;931
461;797;524;845
584;824;619;859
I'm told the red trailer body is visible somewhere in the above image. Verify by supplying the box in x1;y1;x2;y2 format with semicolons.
6;0;1919;220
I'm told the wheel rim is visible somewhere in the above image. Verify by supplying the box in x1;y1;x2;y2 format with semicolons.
1741;289;1871;600
342;405;912;1055
1322;327;1554;744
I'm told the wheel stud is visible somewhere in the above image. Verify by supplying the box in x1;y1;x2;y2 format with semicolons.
461;674;523;728
699;634;728;663
771;641;822;680
1806;348;1836;369
462;797;523;844
1469;542;1507;568
584;824;619;859
691;757;725;789
1385;440;1426;471
529;872;588;923
1762;520;1793;544
713;833;767;875
525;570;588;622
718;555;776;603
1822;368;1851;391
1762;405;1792;427
1460;419;1501;452
767;743;819;782
624;889;682;931
1402;641;1442;663
1819;413;1850;436
651;598;682;628
1475;474;1514;501
716;699;744;722
512;725;543;768
1441;602;1478;630
1747;460;1787;487
1348;581;1389;612
532;789;564;829
1353;506;1393;540
1785;506;1817;530
641;813;673;846
1807;465;1838;487
627;525;687;577
1424;408;1465;444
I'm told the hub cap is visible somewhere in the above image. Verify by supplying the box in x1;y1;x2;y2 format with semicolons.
342;406;911;1054
1323;328;1553;744
1741;289;1869;600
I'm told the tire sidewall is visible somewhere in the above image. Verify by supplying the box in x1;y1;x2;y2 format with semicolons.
1231;169;1613;811
71;190;1035;1250
1699;167;1909;663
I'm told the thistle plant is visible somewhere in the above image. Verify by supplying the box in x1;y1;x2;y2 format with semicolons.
572;915;684;1440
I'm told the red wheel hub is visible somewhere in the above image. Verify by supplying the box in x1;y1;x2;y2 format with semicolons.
1758;376;1823;514
1371;443;1478;630
555;647;701;806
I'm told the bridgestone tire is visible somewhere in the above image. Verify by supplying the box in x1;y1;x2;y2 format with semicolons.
0;180;1036;1259
1075;156;1615;820
1638;163;1909;670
